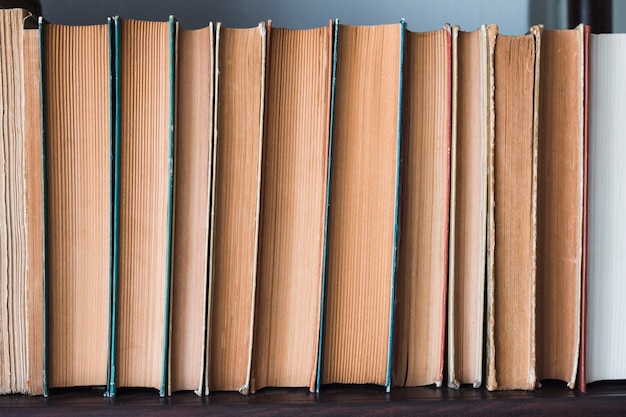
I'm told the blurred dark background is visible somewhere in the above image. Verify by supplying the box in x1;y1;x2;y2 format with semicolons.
2;0;620;33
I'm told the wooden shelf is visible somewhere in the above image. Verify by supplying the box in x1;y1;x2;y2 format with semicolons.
2;381;626;416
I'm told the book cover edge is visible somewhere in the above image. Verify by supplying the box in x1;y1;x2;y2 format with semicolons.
385;18;405;393
106;15;121;399
315;17;338;394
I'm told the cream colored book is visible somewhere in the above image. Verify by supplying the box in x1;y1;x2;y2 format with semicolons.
320;21;403;391
392;25;451;388
111;17;176;396
207;22;265;394
251;22;332;393
42;19;113;392
0;8;44;396
447;24;496;389
168;22;214;396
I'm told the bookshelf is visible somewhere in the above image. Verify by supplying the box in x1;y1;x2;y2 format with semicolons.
2;382;626;416
3;0;626;414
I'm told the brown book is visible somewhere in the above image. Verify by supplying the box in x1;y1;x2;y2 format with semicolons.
447;24;496;389
320;21;403;390
0;8;44;396
168;22;214;395
42;20;113;391
251;22;332;393
535;25;585;389
112;17;175;395
392;25;451;388
485;30;539;391
207;23;266;394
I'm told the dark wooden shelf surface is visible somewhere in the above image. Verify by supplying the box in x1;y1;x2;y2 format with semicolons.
2;380;626;416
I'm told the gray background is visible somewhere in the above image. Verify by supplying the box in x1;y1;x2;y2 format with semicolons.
39;0;530;33
40;0;622;34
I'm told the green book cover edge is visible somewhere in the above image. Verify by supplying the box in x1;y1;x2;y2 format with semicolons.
161;14;177;398
387;18;405;393
315;17;338;394
107;15;121;398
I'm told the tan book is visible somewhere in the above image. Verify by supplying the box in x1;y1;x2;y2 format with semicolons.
251;22;332;393
0;8;43;396
485;30;539;391
447;24;496;389
534;25;585;389
112;17;176;396
320;21;403;391
168;22;214;395
207;22;265;394
392;25;451;388
42;19;113;391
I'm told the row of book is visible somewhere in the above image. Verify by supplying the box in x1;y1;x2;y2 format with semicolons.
0;7;624;397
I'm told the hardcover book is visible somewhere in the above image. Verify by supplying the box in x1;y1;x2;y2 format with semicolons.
251;21;332;393
319;20;404;392
447;24;496;389
534;25;585;389
485;29;539;391
41;18;114;393
169;21;214;396
392;25;451;388
109;16;176;397
207;22;266;394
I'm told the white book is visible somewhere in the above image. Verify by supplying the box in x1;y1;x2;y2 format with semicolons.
586;33;626;384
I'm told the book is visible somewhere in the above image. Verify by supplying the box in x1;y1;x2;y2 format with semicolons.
0;8;43;396
319;21;404;392
534;25;585;389
391;25;451;388
41;19;113;392
168;22;214;395
110;16;176;397
585;33;626;386
485;30;539;391
446;24;496;389
251;22;332;393
207;22;266;394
